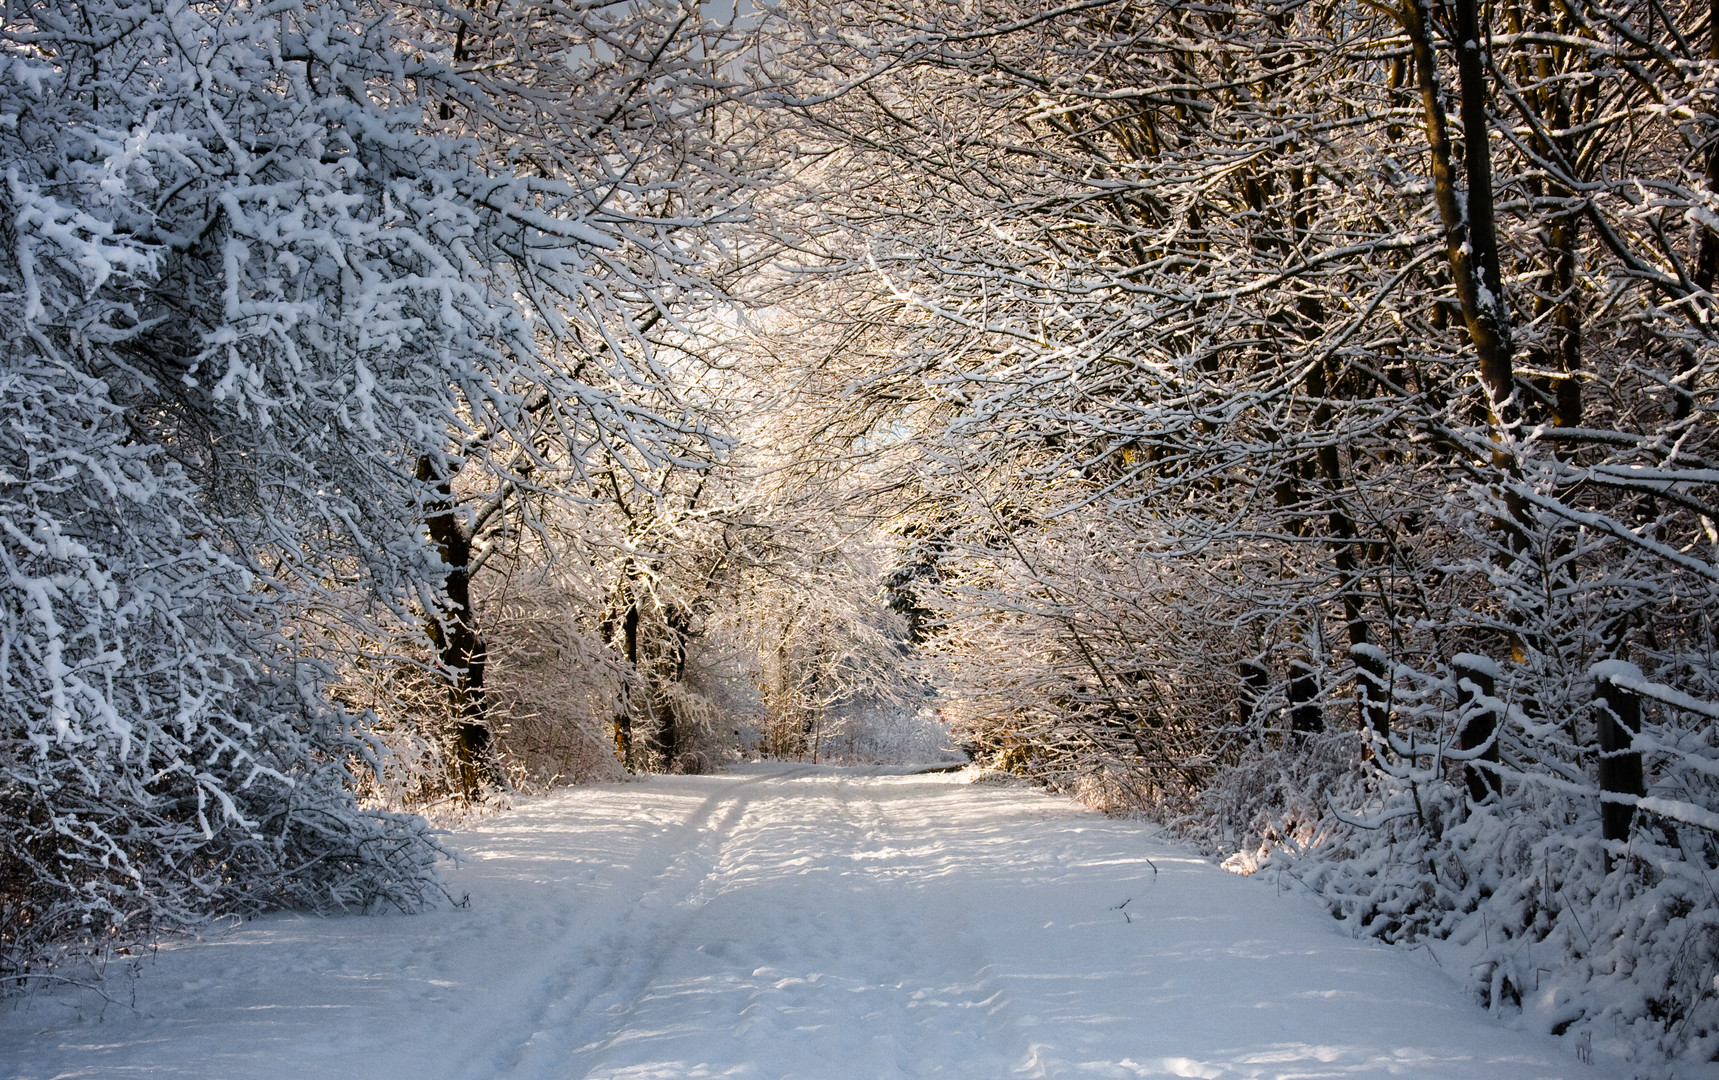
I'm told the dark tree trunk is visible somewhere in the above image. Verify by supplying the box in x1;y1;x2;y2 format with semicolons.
1400;0;1532;551
1304;355;1378;720
1679;0;1719;421
1238;657;1272;731
1544;209;1584;429
646;609;692;771
1510;0;1584;431
1594;666;1645;847
1454;654;1501;803
1244;161;1378;727
602;579;641;771
1697;0;1719;299
418;456;502;800
1289;659;1324;734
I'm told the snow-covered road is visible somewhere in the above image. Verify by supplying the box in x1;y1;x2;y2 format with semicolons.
3;765;1602;1079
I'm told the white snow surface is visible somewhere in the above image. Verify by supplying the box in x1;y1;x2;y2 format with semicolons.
2;764;1611;1079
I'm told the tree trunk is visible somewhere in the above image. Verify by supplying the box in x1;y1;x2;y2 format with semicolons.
1400;0;1532;551
1680;0;1719;421
1238;657;1272;731
1303;353;1381;735
602;579;641;771
418;456;502;800
646;609;691;771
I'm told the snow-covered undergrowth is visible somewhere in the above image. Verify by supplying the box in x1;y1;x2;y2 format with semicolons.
0;350;446;987
793;704;962;766
1180;731;1719;1076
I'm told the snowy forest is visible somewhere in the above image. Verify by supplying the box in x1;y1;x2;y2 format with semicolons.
6;0;1719;1068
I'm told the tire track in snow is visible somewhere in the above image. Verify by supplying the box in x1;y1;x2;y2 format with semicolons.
839;773;1034;1078
448;768;807;1080
716;777;919;1075
549;769;972;1079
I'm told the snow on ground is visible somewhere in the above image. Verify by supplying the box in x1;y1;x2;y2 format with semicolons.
2;764;1627;1079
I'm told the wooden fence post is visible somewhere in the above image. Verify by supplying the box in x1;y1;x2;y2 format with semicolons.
1237;658;1271;731
1453;653;1501;803
1591;661;1645;846
1352;643;1391;744
1288;659;1323;734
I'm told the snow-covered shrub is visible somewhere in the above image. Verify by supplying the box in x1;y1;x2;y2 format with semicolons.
483;614;629;790
813;704;956;766
1192;733;1362;868
1187;641;1719;1068
0;347;443;984
0;0;466;976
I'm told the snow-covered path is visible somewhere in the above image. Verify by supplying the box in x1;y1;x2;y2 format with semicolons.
3;765;1600;1079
